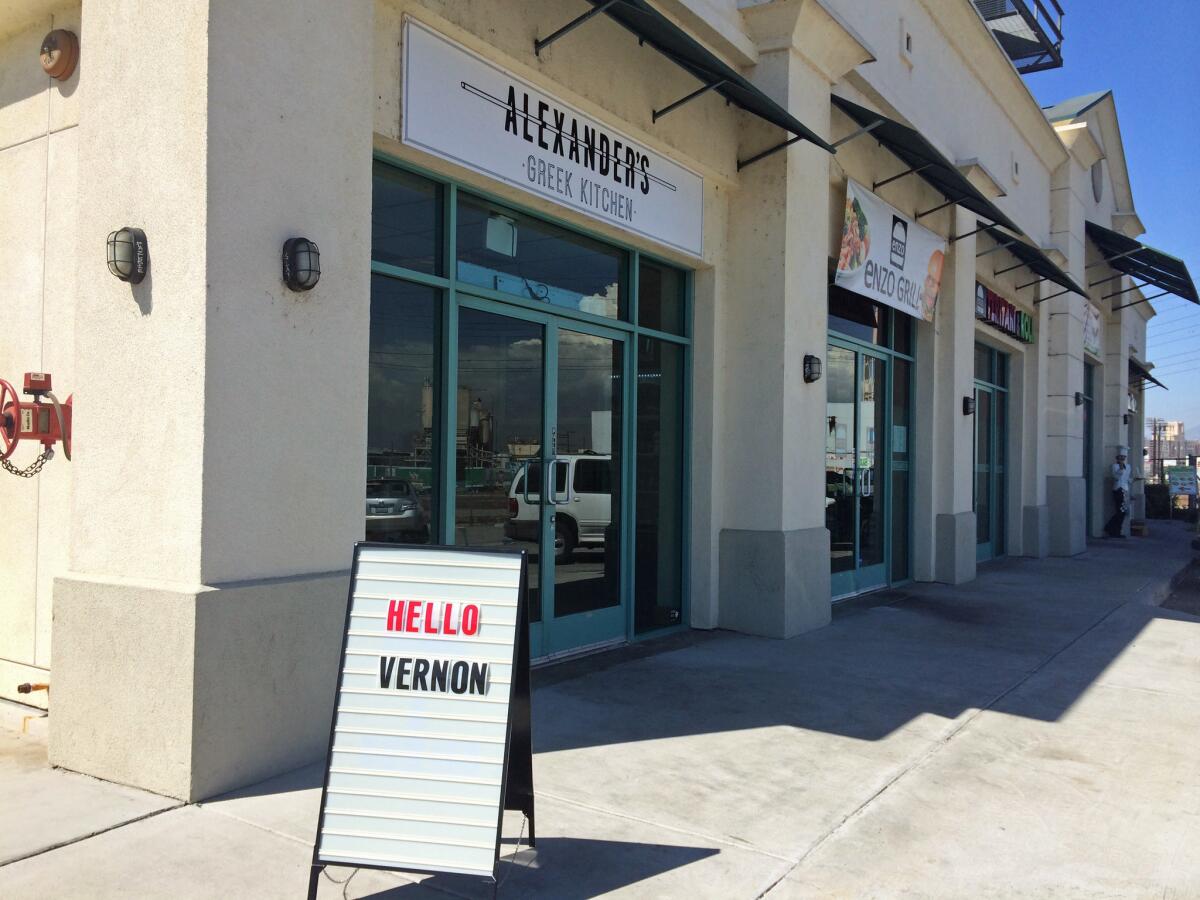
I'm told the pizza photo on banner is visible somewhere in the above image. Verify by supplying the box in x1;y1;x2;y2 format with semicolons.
836;178;947;323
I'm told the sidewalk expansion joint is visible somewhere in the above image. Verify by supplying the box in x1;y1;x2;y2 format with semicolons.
537;788;794;862
754;597;1133;899
0;801;184;869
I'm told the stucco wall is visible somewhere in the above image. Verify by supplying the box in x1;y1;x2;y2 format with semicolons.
0;4;79;706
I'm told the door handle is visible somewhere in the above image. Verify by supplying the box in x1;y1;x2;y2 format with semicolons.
549;458;571;506
520;461;534;504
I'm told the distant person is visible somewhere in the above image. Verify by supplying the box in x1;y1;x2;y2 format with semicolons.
1104;449;1132;538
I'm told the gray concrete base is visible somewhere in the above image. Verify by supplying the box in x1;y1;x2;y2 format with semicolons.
50;570;348;801
1021;504;1050;558
934;511;976;584
1047;475;1086;556
718;527;831;638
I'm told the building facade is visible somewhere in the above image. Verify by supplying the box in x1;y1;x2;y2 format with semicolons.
1;0;1194;800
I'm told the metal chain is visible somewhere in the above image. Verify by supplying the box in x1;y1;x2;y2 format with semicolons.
1;447;53;478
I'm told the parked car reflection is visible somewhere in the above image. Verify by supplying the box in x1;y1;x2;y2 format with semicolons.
365;478;430;543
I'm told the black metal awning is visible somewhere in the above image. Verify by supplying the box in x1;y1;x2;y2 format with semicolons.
977;223;1087;301
1085;221;1199;310
831;95;1023;235
534;0;836;165
1129;359;1167;391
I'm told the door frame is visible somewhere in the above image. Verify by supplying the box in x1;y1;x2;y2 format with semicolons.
369;152;694;660
454;295;633;659
973;380;1007;562
828;337;894;599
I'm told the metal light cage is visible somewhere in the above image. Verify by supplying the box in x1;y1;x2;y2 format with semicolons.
283;237;321;292
106;227;147;284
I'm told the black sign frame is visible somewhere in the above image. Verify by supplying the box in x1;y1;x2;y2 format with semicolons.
306;542;536;899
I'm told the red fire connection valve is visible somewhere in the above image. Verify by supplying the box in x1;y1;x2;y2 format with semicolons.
0;372;72;476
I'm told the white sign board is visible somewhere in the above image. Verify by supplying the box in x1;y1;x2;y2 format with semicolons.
835;179;947;322
310;545;527;883
402;18;705;257
1167;466;1198;497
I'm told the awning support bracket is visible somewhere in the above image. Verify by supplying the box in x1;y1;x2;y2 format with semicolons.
1089;272;1125;288
976;239;1018;258
1085;247;1141;269
915;198;956;220
993;260;1029;276
951;224;991;243
1016;276;1047;291
1101;281;1149;300
652;78;727;123
737;135;803;171
831;118;886;149
873;162;933;192
1112;289;1171;311
535;0;618;56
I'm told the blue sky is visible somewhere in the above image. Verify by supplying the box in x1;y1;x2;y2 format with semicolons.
1023;0;1200;437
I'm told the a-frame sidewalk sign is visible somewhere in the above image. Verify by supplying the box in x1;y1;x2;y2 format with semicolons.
306;542;535;899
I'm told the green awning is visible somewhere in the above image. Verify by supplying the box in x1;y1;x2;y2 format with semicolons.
1086;221;1199;305
1129;359;1167;391
832;95;1023;235
538;1;835;161
979;223;1087;298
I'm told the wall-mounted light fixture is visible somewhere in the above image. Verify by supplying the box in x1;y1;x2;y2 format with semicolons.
803;354;822;383
106;228;148;283
963;396;976;416
40;30;79;81
1123;413;1130;425
1074;391;1084;406
282;237;320;292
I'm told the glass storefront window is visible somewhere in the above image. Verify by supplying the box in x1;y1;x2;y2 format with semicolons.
891;358;911;582
456;194;627;319
638;259;686;334
974;344;991;381
455;308;545;623
635;338;684;633
372;164;442;275
826;346;856;576
829;286;887;346
366;276;440;544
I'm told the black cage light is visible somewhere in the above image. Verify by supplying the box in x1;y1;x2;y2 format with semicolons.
282;237;320;292
803;354;823;383
106;227;148;284
963;396;976;416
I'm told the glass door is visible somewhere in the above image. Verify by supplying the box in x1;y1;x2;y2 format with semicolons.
545;326;626;655
454;303;627;659
974;384;1007;561
826;343;889;597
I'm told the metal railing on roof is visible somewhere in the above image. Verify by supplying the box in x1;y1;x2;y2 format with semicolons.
972;0;1064;73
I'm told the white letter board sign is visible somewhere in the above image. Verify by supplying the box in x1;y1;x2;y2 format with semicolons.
402;17;705;258
307;543;535;897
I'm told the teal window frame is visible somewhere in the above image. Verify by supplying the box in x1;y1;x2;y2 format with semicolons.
973;343;1009;561
828;306;916;595
369;151;693;646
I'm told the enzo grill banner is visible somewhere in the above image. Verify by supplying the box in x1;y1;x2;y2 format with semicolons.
836;179;947;322
402;17;705;257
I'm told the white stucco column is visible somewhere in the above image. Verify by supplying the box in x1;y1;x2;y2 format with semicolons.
1018;287;1051;556
51;0;374;801
716;45;833;637
1102;297;1134;533
919;206;977;584
712;1;869;636
1045;160;1088;554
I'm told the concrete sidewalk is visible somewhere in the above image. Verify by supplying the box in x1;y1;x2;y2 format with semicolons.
2;523;1198;899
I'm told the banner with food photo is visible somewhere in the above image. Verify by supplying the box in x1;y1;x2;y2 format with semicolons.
836;179;947;323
